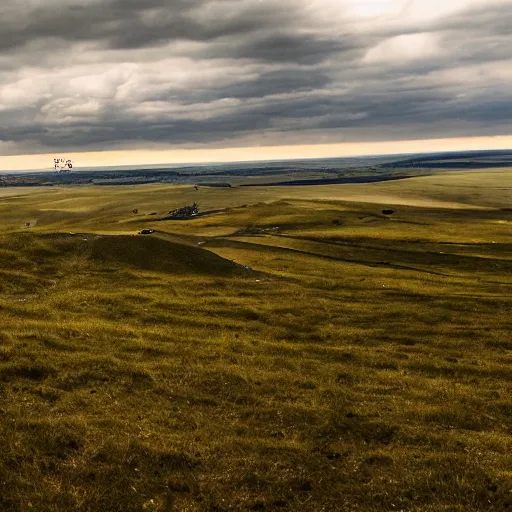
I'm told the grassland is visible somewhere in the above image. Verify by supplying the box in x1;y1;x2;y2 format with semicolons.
0;170;511;511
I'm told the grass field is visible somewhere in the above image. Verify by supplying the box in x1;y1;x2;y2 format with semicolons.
0;170;511;511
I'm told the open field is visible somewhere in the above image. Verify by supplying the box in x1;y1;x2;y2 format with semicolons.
3;150;512;189
0;170;511;511
0;188;47;199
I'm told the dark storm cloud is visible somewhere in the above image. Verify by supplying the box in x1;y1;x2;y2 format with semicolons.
0;0;195;51
0;0;511;155
0;0;300;51
207;33;362;65
226;70;333;99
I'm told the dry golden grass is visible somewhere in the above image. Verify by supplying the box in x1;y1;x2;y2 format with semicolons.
0;173;511;511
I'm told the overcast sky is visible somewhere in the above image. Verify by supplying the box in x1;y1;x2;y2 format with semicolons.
0;0;511;164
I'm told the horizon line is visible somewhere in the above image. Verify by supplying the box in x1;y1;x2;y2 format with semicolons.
1;135;512;172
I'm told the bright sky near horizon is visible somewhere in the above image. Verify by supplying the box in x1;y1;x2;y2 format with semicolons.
2;136;512;172
0;0;511;169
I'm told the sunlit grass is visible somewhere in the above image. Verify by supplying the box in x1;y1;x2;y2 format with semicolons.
0;175;511;510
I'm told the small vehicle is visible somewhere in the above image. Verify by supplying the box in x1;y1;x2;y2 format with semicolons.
139;229;155;235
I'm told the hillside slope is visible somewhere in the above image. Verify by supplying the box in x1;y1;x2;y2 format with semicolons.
0;177;511;511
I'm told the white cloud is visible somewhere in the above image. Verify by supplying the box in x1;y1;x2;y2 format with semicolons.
0;77;50;111
363;32;441;64
39;97;104;123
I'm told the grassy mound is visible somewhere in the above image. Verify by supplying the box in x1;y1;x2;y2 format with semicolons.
88;234;244;276
0;232;244;278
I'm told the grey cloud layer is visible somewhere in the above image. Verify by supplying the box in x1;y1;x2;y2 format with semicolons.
0;0;511;154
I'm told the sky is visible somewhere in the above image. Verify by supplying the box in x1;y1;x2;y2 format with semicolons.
0;0;511;170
